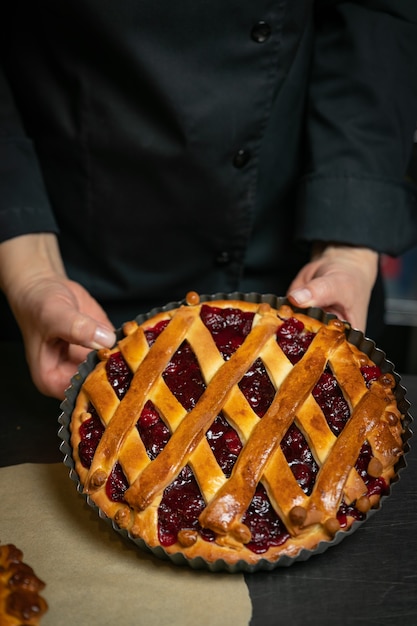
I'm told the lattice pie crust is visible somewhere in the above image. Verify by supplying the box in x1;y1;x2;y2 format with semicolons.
70;293;404;566
0;544;48;625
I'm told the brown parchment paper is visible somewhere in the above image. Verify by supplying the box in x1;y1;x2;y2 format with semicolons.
0;463;252;626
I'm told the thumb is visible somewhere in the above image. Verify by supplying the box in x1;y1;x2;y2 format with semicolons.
43;306;116;349
286;275;353;325
287;275;335;310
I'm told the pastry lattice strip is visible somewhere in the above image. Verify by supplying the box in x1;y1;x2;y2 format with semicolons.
81;301;397;547
84;304;279;493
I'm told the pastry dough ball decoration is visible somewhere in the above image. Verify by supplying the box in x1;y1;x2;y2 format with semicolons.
0;544;48;626
70;293;404;566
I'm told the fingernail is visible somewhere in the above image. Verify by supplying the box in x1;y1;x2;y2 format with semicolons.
289;288;312;305
92;326;116;348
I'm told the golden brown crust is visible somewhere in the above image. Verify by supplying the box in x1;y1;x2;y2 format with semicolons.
198;321;345;536
70;293;404;566
0;544;48;626
125;306;280;511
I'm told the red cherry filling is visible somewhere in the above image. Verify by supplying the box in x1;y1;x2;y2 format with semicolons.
137;401;171;460
78;306;387;553
200;305;253;359
242;485;290;554
239;358;275;418
106;462;129;502
361;365;382;387
312;369;350;436
281;423;318;495
158;465;215;547
276;316;315;364
78;406;104;468
162;340;205;412
206;414;243;477
355;440;388;498
106;351;133;400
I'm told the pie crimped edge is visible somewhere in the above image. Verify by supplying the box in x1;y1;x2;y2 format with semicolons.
58;292;412;573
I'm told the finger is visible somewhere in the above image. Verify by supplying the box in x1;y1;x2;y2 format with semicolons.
31;342;92;399
289;270;348;307
288;277;367;331
288;276;346;319
287;286;314;309
32;361;81;399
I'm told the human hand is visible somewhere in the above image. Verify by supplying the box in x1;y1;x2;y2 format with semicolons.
286;243;379;332
0;234;116;399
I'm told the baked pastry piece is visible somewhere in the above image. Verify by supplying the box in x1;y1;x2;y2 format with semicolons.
69;292;404;567
0;544;48;625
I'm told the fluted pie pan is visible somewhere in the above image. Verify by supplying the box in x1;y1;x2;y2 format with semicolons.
58;292;412;573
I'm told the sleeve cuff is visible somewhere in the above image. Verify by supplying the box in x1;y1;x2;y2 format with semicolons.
0;138;58;242
295;174;417;256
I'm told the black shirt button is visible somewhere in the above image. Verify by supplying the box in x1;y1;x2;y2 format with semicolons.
215;251;231;266
233;149;250;168
251;21;271;44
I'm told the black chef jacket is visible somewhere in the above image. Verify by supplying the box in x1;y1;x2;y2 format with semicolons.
1;1;417;331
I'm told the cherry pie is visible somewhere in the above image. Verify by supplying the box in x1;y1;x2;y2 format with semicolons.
69;293;405;568
0;544;48;626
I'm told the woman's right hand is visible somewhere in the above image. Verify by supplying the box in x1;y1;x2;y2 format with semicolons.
0;233;116;399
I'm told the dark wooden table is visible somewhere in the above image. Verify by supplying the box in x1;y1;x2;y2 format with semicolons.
1;340;416;625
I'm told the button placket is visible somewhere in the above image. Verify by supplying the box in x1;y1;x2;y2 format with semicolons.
231;20;272;170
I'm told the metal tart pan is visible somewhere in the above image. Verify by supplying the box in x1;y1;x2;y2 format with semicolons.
58;292;413;573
